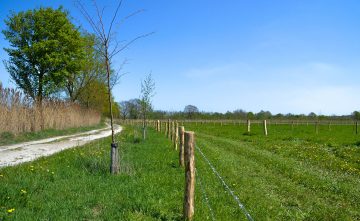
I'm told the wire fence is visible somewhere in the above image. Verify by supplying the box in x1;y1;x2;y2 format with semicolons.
196;167;216;221
196;144;254;221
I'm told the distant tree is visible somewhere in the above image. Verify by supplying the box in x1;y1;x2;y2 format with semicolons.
308;112;317;119
128;99;142;119
184;105;199;119
119;101;130;120
150;110;167;119
140;74;155;140
247;112;255;120
256;110;272;119
233;109;247;119
274;113;284;119
352;111;360;121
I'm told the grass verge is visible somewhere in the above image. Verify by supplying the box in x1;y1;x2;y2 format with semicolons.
0;126;186;220
0;122;106;146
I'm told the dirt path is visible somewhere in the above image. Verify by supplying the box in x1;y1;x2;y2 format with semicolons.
0;124;122;168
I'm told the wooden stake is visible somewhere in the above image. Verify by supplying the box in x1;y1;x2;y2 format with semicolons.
184;131;195;220
167;119;170;139
174;122;179;150
170;121;174;141
247;119;251;133
179;126;185;166
264;120;268;136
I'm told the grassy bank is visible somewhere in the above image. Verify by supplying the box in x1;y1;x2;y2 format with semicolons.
0;126;185;220
0;122;106;146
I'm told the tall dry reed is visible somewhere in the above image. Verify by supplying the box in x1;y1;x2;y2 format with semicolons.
0;84;101;135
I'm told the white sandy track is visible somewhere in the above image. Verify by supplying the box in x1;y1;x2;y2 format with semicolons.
0;124;122;168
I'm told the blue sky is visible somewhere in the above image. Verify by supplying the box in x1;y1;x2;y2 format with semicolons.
1;0;360;115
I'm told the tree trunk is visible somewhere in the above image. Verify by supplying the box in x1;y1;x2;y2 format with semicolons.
105;47;119;174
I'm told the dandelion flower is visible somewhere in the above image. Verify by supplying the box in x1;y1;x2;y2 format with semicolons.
7;208;15;213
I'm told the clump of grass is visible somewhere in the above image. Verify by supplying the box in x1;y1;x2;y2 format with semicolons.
0;132;14;140
242;131;255;136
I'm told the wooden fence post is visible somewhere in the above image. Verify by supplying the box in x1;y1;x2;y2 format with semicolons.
264;120;268;136
315;121;319;134
167;119;171;139
170;121;174;141
184;131;195;220
174;122;179;150
179;126;185;167
247;119;251;133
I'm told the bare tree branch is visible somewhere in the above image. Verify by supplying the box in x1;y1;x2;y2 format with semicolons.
107;0;123;41
74;0;104;41
109;31;155;59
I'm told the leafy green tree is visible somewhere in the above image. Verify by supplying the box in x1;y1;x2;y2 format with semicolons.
3;7;84;104
77;79;119;118
65;33;106;102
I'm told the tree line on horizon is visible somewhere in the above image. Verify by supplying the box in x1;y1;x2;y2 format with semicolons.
118;102;360;121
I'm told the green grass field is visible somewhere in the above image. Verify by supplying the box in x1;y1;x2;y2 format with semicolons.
184;122;360;220
1;123;359;220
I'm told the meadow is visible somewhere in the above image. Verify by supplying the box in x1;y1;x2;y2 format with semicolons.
184;121;360;220
0;122;359;220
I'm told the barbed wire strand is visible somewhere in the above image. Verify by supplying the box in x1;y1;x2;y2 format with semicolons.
196;167;216;221
196;145;254;221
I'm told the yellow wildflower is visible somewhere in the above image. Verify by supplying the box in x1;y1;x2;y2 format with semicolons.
7;208;15;213
20;189;27;194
